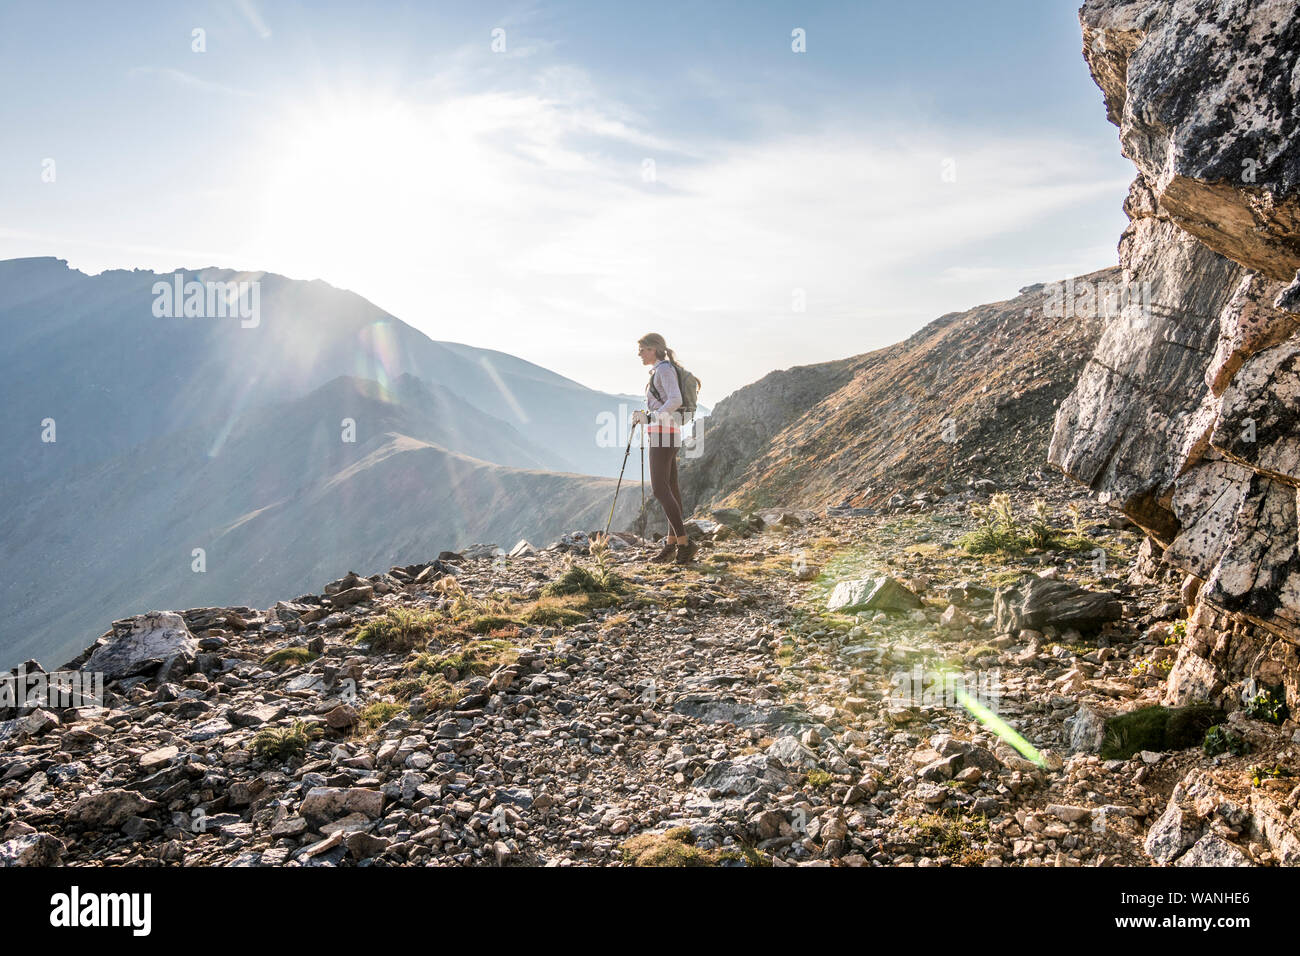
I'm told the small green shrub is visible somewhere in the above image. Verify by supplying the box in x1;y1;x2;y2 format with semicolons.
902;810;991;867
619;826;751;867
1244;688;1288;725
1250;765;1293;787
1101;702;1222;760
1203;724;1249;757
805;769;833;789
958;494;1091;555
543;547;626;597
425;639;516;678
468;613;517;634
1026;499;1054;550
377;676;427;703
251;720;321;761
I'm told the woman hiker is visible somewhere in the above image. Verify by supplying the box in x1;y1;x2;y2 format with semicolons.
632;333;697;564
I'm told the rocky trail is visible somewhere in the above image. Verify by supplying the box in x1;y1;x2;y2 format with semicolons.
4;472;1297;867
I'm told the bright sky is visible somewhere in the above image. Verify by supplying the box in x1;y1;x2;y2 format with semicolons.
0;0;1133;402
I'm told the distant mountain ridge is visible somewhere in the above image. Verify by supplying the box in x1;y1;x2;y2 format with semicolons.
0;257;650;484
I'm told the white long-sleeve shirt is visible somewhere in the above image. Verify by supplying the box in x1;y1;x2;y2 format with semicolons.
646;359;682;433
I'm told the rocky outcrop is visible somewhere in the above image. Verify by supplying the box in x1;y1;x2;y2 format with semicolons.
1050;1;1300;703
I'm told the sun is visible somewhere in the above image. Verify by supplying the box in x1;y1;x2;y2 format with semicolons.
249;94;488;285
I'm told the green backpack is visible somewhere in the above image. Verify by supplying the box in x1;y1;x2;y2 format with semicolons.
649;359;701;421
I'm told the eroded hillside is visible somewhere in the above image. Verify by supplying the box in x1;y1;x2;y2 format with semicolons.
682;270;1116;513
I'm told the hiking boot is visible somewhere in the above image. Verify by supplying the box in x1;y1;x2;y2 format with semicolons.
649;540;677;563
673;539;698;565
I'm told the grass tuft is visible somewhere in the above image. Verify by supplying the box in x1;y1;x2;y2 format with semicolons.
261;646;318;669
353;608;440;653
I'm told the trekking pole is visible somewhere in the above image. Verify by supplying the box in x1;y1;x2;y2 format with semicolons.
604;420;639;537
639;424;646;539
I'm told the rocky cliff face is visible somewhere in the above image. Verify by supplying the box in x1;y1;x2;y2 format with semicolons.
1049;0;1300;708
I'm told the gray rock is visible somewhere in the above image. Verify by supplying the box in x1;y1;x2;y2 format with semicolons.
672;694;811;733
0;832;65;866
81;611;197;681
1052;0;1300;650
1175;833;1253;867
15;709;59;737
994;577;1121;634
68;790;159;829
695;754;795;797
1144;801;1201;864
139;746;178;770
1044;803;1093;824
827;577;923;613
300;787;384;825
327;585;374;608
460;543;505;560
346;831;391;859
915;782;949;805
228;703;286;727
186;717;233;741
709;508;746;530
1065;704;1109;753
918;754;962;782
766;735;820;770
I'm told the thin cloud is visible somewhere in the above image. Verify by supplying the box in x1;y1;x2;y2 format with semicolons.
128;66;258;98
233;0;272;39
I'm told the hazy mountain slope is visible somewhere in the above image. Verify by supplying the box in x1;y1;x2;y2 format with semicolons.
681;269;1118;511
0;257;638;482
0;373;643;668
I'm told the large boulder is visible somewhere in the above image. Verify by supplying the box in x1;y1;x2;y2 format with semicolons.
827;576;923;613
81;611;197;681
1078;0;1300;281
993;577;1121;634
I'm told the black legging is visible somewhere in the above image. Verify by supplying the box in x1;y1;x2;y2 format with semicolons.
648;440;685;538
